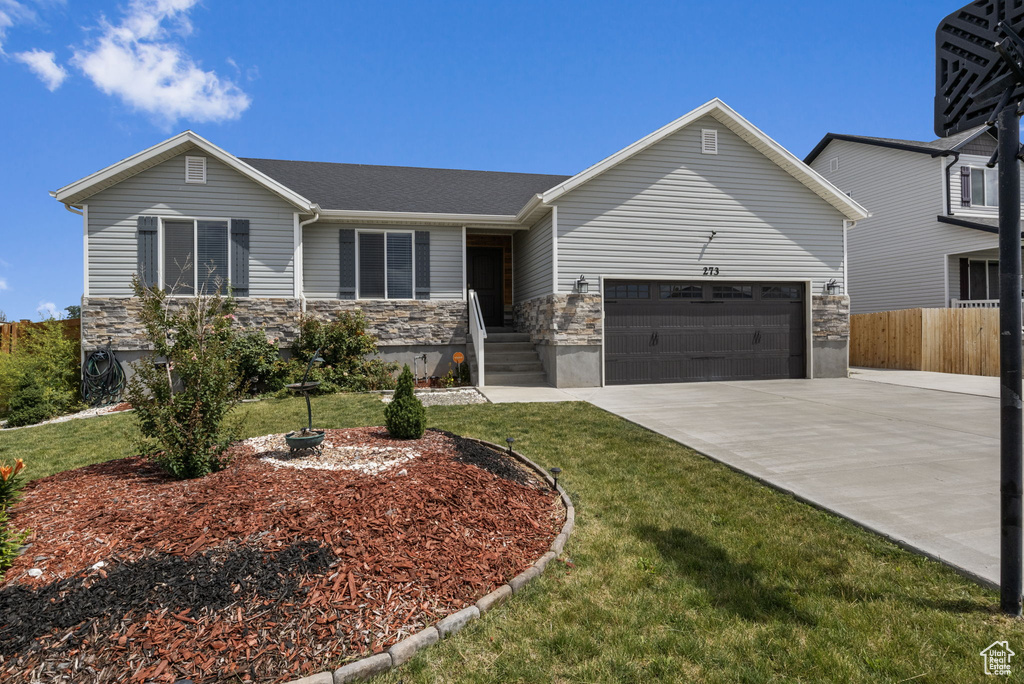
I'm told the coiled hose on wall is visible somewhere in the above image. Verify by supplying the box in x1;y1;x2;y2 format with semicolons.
82;344;126;406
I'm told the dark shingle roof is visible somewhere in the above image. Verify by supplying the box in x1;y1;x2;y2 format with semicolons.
240;158;571;215
804;125;994;164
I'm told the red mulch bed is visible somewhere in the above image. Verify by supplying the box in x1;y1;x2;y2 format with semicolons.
0;428;562;683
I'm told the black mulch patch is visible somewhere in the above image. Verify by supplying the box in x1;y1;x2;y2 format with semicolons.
440;431;538;487
0;540;335;656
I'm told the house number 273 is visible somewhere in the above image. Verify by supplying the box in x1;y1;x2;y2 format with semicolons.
702;267;720;276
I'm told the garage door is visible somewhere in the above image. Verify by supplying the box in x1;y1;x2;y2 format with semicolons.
604;280;806;385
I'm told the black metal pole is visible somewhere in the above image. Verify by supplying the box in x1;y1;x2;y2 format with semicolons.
998;102;1023;617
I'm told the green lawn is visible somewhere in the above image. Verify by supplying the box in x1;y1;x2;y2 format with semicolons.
2;395;1020;682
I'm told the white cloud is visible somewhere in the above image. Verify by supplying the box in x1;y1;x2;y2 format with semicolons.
36;300;57;318
14;47;66;89
0;278;8;291
0;0;36;54
72;0;251;126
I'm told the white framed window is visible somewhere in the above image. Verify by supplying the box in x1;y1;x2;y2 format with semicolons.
185;156;207;184
701;129;718;155
357;230;415;299
161;218;231;295
970;166;998;207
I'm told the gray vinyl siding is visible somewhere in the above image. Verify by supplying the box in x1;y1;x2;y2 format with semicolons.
302;223;463;299
554;116;848;294
513;212;553;303
949;154;1024;220
810;140;995;313
86;153;296;297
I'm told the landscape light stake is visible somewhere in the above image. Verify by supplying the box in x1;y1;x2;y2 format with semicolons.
549;467;562;491
506;437;515;455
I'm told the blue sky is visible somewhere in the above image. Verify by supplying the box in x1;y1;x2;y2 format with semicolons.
0;0;963;320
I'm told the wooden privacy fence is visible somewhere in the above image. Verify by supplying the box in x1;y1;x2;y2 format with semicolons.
850;308;999;376
0;319;80;354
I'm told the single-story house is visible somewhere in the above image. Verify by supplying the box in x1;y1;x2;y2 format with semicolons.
805;125;1024;314
54;98;867;388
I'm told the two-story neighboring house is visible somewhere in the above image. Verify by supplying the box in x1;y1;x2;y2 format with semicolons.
805;125;1021;314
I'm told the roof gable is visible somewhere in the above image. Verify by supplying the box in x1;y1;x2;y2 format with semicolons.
542;98;868;222
53;131;314;211
804;125;995;165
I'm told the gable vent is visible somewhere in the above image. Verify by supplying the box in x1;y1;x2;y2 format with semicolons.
185;156;207;184
829;157;839;173
701;129;718;155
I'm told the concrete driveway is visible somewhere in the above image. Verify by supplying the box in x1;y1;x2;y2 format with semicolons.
565;377;1004;586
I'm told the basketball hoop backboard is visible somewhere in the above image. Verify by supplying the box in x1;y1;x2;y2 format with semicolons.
935;0;1024;137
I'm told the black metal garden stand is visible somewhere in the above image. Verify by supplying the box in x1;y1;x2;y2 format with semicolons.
284;348;325;452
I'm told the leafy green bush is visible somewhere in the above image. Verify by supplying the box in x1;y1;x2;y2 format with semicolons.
291;313;398;392
228;331;287;394
384;364;425;439
0;319;82;424
125;276;242;479
5;376;55;428
0;459;29;581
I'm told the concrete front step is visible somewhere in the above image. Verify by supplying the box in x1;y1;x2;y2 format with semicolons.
485;361;545;374
485;371;550;386
484;350;541;364
486;332;531;343
484;341;535;353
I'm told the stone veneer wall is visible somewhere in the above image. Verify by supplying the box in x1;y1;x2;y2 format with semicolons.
512;294;602;346
82;297;468;350
811;295;850;341
304;300;468;346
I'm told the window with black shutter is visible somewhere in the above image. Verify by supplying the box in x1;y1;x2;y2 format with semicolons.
355;230;419;299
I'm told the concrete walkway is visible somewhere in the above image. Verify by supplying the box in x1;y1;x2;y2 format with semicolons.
478;385;579;404
565;378;1005;586
850;367;999;398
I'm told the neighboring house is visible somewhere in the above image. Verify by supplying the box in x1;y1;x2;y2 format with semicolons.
805;125;1022;314
54;99;867;388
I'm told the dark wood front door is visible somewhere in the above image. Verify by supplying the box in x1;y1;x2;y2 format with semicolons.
467;247;504;328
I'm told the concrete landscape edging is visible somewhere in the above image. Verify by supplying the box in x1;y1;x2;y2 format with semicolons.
283;437;575;684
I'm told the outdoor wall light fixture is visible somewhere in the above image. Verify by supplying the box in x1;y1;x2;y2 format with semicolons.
549;467;562;491
506;437;515;455
708;230;717;242
826;279;841;295
576;275;589;294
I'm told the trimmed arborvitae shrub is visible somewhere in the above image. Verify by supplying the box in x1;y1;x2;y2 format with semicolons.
5;376;55;428
384;364;425;439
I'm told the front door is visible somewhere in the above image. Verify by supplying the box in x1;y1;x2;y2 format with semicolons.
467;247;504;328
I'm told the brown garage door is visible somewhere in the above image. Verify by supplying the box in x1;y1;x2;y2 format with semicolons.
604;280;806;385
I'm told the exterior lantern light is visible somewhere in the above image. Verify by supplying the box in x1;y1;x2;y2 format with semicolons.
826;279;841;295
550;467;562;490
576;275;589;294
506;437;515;455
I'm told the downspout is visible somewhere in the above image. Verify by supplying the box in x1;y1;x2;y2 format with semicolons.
942;151;961;216
297;204;321;313
64;203;83;216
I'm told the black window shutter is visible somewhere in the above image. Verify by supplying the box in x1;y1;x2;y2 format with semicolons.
339;229;356;299
960;166;972;207
415;230;430;299
230;219;250;297
136;216;159;288
959;258;970;300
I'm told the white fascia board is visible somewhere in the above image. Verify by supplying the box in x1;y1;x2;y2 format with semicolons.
317;208;523;227
53;131;314;212
535;98;870;223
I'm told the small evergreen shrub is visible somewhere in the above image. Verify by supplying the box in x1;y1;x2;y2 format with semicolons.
5;376;55;427
228;330;287;394
125;276;242;479
384;364;425;439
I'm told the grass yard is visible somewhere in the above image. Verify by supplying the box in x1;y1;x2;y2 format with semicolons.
2;394;1020;682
